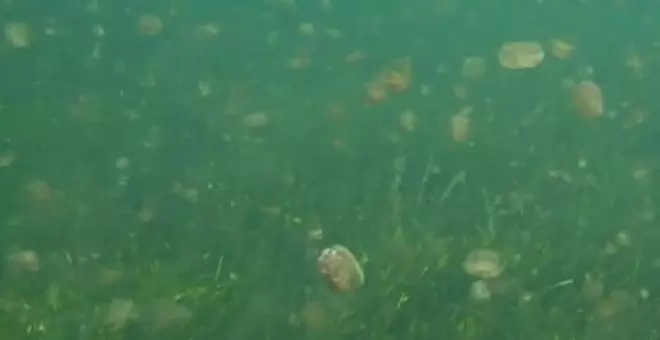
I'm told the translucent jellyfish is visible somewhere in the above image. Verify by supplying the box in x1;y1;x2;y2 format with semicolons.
145;299;192;330
572;80;604;118
450;107;472;142
594;290;635;320
298;22;315;36
317;244;364;292
469;280;491;302
379;58;412;92
7;250;40;273
463;248;503;279
498;42;545;69
300;300;329;332
26;179;53;202
400;110;417;132
365;83;387;104
139;14;163;35
4;22;31;48
243;112;269;128
104;299;139;331
461;57;486;79
0;152;14;167
550;39;574;59
581;274;604;301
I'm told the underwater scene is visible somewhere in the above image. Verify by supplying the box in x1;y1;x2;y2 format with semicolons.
1;0;659;339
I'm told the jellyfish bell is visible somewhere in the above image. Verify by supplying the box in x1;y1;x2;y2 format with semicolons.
469;280;491;302
550;38;575;59
6;249;40;274
299;300;329;332
450;111;471;143
463;248;504;279
572;80;604;118
581;274;604;301
379;57;412;92
383;71;409;92
4;22;32;48
461;57;486;80
317;245;364;293
139;14;163;35
498;41;545;69
365;83;387;104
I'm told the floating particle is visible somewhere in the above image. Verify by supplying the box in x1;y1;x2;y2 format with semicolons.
550;39;574;59
4;22;31;48
461;56;486;79
463;248;503;279
498;41;544;69
139;14;163;35
317;244;364;292
572;80;604;118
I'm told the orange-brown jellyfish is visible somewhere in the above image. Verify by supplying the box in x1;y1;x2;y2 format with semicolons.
379;57;412;92
450;107;473;142
317;244;364;292
572;80;604;118
365;83;388;104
